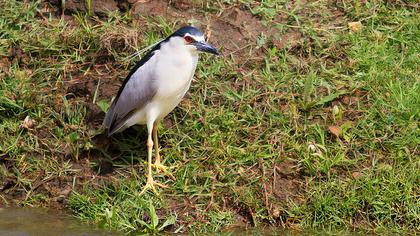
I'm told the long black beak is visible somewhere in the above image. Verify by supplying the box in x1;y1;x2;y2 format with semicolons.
193;41;219;55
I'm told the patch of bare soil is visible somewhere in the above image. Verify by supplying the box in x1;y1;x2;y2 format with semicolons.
0;158;98;209
65;70;118;127
260;159;306;224
47;0;120;16
130;0;262;57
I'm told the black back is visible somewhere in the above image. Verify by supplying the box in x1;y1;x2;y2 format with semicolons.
112;26;203;103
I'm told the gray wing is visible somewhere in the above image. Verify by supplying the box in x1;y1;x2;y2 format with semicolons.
103;52;159;135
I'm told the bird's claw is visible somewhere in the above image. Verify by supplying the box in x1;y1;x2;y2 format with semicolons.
139;178;167;195
152;162;176;181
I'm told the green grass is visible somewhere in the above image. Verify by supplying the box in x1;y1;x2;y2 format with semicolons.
1;0;419;234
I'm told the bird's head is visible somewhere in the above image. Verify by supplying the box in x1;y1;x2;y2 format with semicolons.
170;26;219;55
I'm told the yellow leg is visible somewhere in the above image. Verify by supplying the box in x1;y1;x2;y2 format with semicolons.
152;121;176;180
140;124;166;195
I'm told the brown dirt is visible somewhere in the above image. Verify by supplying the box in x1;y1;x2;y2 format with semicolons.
129;0;297;61
0;157;99;209
47;0;120;16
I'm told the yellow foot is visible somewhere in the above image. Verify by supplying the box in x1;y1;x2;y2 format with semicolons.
152;162;176;181
139;178;167;195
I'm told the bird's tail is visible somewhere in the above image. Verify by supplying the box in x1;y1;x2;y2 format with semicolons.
103;101;116;136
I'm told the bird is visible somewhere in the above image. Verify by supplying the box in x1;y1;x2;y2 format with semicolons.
103;26;219;194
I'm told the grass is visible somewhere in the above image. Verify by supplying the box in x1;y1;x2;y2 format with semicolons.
1;0;419;234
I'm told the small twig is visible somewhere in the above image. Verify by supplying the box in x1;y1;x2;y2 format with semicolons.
247;205;255;226
205;24;212;41
273;165;277;194
260;161;270;215
92;78;101;104
251;91;287;103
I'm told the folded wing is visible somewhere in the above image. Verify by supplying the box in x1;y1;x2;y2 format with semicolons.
103;51;159;135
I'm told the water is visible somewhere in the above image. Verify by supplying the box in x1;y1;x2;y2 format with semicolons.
0;207;118;236
0;208;368;236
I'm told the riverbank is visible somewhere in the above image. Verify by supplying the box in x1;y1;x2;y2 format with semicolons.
1;0;418;234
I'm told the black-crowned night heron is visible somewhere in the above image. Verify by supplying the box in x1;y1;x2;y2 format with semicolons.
103;26;219;194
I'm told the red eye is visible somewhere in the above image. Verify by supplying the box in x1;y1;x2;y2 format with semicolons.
184;36;193;43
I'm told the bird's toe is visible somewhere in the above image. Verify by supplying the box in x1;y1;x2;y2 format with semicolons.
139;178;167;195
152;163;176;181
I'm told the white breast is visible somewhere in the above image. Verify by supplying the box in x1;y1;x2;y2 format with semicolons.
152;38;198;120
124;37;199;127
